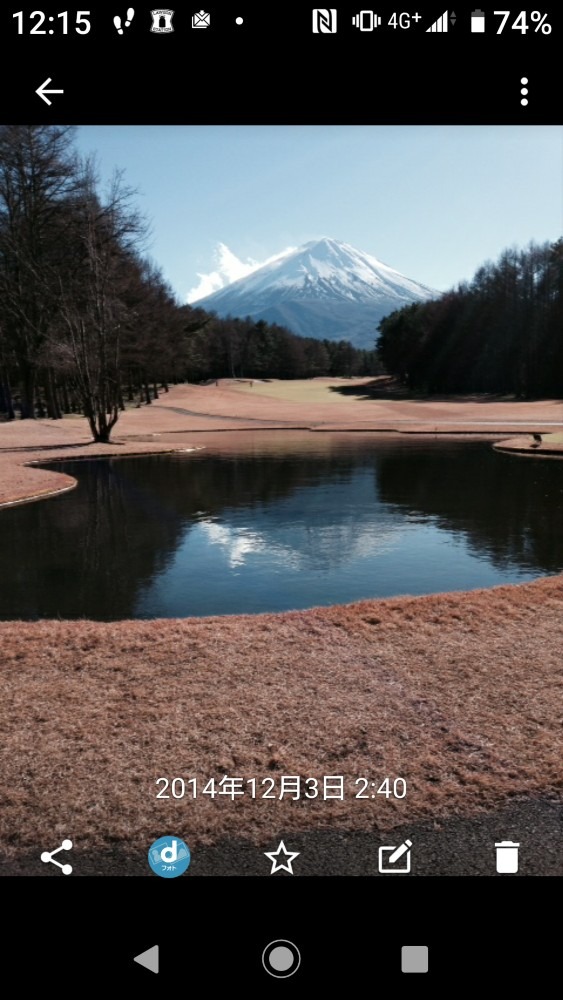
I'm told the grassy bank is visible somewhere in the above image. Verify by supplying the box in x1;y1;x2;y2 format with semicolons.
1;574;561;857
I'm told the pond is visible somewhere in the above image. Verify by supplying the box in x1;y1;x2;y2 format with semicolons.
1;432;562;620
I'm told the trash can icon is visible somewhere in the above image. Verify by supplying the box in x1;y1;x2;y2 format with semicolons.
495;841;519;873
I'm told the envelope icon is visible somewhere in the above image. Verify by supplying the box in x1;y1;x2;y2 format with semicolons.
192;10;210;28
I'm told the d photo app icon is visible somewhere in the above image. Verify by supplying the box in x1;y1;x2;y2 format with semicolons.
148;835;191;877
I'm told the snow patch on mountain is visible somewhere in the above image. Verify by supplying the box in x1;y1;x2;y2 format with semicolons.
192;237;437;349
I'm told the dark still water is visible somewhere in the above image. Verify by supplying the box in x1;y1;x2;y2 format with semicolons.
1;433;562;620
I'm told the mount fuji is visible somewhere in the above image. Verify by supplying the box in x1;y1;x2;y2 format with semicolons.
193;238;437;349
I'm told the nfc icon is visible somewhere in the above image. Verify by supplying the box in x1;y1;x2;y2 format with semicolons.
352;11;381;30
312;9;337;33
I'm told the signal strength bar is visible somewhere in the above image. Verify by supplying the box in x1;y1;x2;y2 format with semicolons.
426;9;449;31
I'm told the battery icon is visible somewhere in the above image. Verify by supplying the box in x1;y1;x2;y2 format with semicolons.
471;9;485;31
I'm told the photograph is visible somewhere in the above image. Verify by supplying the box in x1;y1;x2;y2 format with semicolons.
0;123;561;879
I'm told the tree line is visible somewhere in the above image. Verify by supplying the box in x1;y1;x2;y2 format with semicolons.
183;314;379;384
0;125;378;441
377;239;563;397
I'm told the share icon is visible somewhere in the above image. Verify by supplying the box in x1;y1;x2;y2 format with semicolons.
41;839;73;875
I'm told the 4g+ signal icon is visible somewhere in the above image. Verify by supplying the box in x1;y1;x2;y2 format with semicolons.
351;11;423;30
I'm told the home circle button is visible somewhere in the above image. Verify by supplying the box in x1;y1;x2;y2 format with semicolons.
262;940;301;978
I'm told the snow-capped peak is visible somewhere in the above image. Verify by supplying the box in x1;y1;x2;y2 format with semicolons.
193;238;437;349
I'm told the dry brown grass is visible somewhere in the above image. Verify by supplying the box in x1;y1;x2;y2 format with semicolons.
1;381;562;861
1;575;562;857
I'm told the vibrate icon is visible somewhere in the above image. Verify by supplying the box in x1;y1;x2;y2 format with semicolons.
41;838;73;874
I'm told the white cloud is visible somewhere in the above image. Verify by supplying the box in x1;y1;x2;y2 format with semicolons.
186;242;296;303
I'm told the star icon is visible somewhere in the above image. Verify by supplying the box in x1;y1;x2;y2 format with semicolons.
264;840;300;875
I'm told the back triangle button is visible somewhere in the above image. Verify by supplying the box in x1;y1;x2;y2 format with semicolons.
134;944;159;974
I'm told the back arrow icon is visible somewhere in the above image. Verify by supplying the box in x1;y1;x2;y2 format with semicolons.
36;78;64;106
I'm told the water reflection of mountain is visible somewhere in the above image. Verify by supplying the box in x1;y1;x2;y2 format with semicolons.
1;440;561;621
376;441;563;573
195;468;396;573
0;449;381;620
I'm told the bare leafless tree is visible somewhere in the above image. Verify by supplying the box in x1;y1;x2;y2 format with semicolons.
0;125;78;417
57;161;147;442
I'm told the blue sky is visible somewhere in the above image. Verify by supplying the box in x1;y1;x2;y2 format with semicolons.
75;125;562;303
